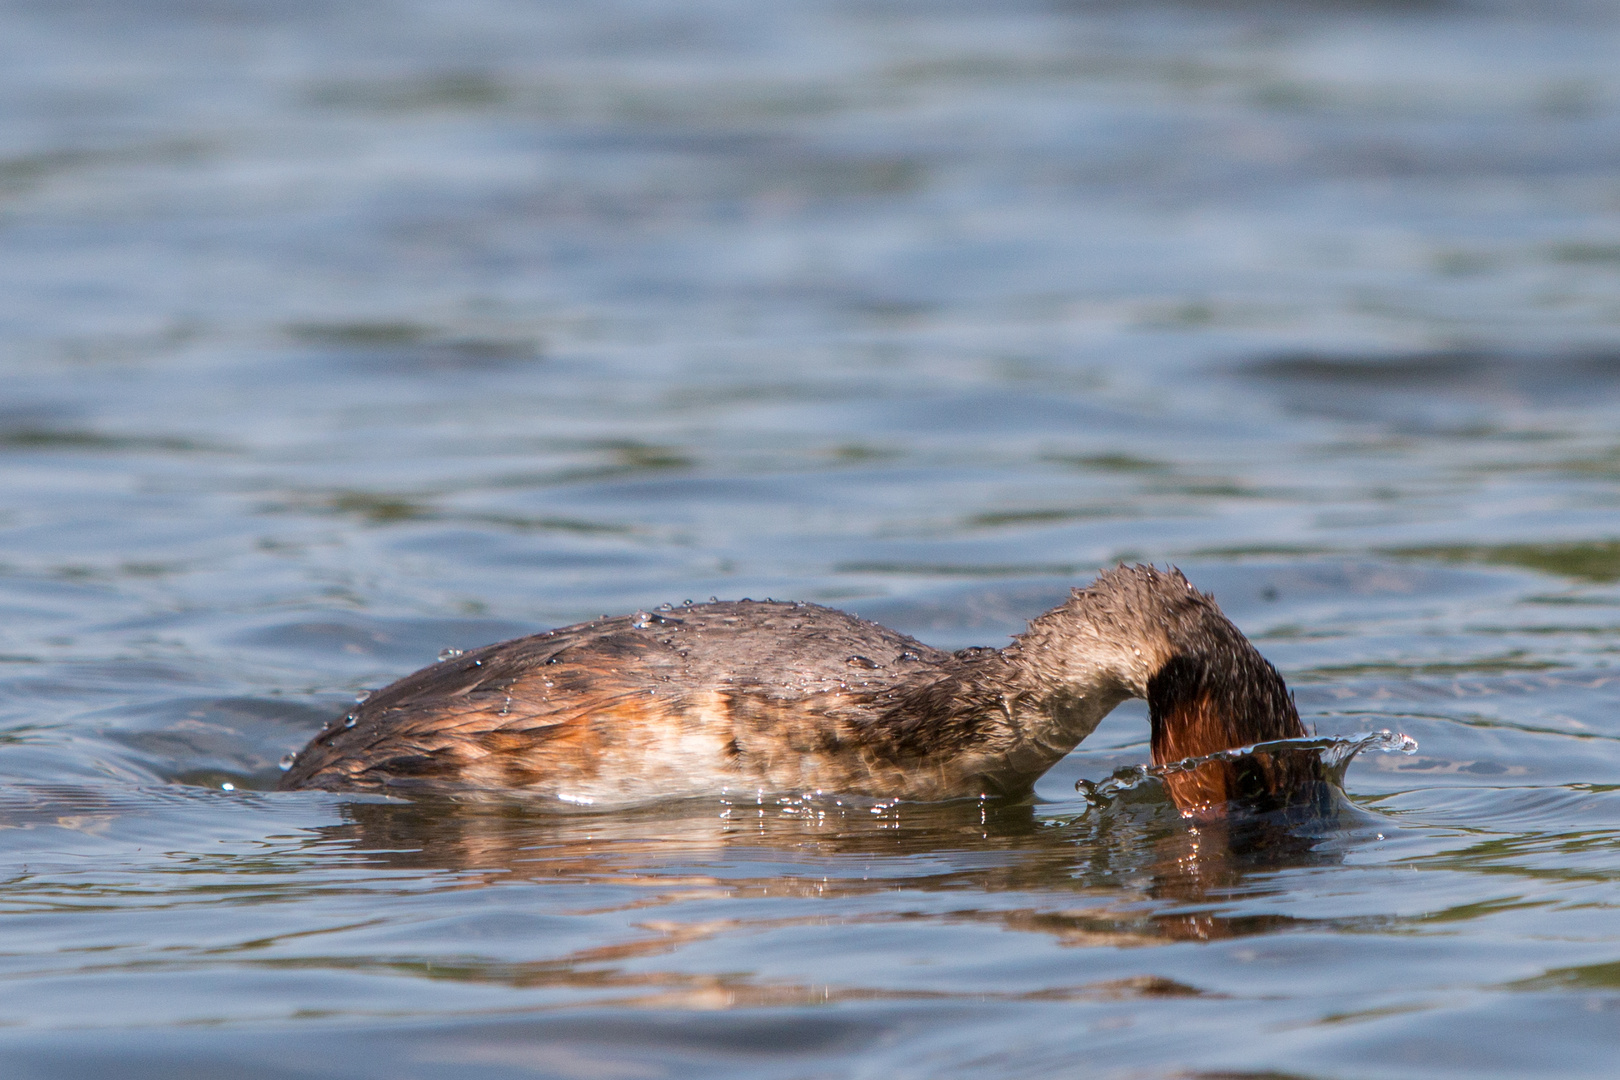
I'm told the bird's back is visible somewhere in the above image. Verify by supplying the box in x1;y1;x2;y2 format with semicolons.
278;600;954;800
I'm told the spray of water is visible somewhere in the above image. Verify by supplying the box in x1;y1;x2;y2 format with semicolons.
1075;730;1418;809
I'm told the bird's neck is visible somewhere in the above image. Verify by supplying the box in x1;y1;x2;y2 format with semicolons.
976;571;1308;810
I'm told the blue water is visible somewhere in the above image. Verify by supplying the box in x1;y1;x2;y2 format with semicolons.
3;0;1620;1076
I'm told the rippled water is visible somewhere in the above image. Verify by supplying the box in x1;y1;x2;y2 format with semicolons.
4;0;1620;1076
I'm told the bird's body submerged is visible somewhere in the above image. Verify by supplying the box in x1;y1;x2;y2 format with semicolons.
279;566;1324;815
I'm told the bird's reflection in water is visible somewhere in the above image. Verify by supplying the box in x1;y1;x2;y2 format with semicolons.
1131;743;1351;943
314;756;1365;957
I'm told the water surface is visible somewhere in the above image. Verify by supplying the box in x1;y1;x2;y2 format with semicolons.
3;0;1620;1076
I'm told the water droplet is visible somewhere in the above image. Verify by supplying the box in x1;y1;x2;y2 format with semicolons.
278;753;296;771
631;610;652;628
354;690;371;704
709;596;718;602
683;599;694;606
344;715;358;729
220;781;235;791
846;655;880;669
438;648;464;662
657;603;673;611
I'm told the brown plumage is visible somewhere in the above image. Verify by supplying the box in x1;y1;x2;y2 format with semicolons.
278;565;1323;815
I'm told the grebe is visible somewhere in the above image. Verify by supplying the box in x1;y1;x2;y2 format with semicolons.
278;565;1323;815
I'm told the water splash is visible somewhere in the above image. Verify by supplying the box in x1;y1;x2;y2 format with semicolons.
1075;730;1417;809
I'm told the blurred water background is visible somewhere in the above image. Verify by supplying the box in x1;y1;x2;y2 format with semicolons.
3;0;1620;1076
